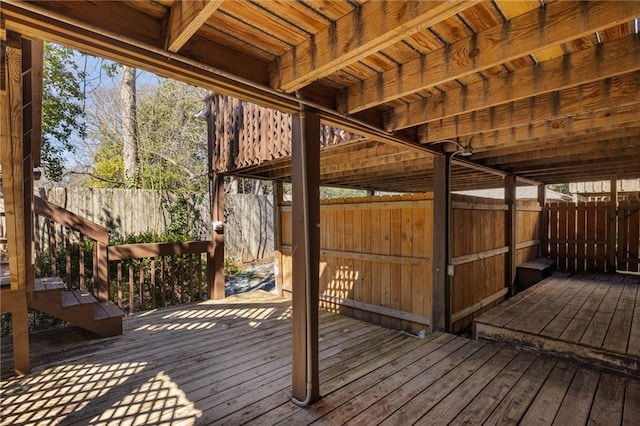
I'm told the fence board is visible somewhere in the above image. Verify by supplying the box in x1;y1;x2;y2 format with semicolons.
280;195;433;333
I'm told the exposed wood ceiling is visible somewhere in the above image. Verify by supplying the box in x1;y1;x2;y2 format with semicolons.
1;0;639;192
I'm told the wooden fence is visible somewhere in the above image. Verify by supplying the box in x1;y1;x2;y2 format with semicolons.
548;200;640;273
450;195;541;333
278;194;433;334
33;187;273;262
32;196;212;313
618;200;640;273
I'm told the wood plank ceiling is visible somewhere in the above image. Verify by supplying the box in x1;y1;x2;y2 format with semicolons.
1;0;639;192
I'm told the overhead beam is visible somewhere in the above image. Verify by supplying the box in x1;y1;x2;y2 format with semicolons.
471;127;640;160
270;0;479;93
1;1;432;156
418;104;640;146
485;137;640;167
504;145;640;171
421;71;640;142
165;0;223;52
343;0;640;114
387;34;640;131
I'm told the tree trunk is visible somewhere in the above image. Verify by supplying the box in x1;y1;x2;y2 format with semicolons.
121;65;140;188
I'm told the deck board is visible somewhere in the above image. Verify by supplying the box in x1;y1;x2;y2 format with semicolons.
475;273;640;376
2;290;639;425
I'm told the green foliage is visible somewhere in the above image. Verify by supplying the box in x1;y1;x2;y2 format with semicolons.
90;77;208;192
164;193;203;240
224;257;244;275
42;43;87;181
551;183;571;195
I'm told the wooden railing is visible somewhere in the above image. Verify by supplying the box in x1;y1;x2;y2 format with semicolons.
108;241;212;313
34;196;214;312
34;196;110;300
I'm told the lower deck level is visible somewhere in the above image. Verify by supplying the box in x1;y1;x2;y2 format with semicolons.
474;272;640;376
1;291;639;425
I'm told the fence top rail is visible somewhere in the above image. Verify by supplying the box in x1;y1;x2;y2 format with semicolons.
108;240;213;261
34;196;110;244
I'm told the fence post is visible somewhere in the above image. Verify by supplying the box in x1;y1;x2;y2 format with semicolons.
538;184;548;257
505;175;517;296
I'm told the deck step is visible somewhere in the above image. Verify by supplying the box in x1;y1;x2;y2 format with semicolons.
30;280;124;338
94;301;125;320
34;276;66;292
515;257;555;292
62;290;98;307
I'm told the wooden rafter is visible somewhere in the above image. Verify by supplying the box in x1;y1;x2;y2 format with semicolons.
386;34;640;131
165;0;223;52
428;104;639;147
270;0;479;93
342;1;640;114
419;72;640;142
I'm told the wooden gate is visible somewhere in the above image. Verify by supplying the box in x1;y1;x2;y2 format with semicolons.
617;200;640;273
547;200;640;273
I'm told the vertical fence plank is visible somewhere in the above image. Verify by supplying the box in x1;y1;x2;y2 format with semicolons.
576;202;586;272
596;202;608;272
567;202;576;271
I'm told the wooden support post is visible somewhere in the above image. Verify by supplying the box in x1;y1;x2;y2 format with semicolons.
273;180;284;296
538;184;548;258
208;173;225;300
96;242;109;302
1;31;31;375
505;175;517;296
607;178;618;272
432;155;449;332
291;108;320;404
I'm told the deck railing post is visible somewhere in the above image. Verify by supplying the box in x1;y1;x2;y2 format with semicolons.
505;175;517;296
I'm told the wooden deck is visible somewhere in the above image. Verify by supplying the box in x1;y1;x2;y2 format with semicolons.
1;291;639;425
475;273;640;377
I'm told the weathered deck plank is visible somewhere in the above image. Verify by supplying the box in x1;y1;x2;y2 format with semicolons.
475;273;640;377
2;290;639;426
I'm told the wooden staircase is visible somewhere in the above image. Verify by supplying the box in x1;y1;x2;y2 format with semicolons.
30;277;124;337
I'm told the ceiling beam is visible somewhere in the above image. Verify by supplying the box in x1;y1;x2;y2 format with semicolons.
419;73;640;143
471;127;640;160
165;0;223;52
488;138;640;167
270;0;479;93
386;34;640;131
343;0;640;114
423;104;640;148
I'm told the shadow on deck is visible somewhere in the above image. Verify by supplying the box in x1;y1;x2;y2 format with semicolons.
1;290;639;425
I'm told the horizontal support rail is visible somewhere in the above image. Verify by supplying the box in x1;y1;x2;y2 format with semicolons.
108;240;213;260
318;293;431;327
516;239;540;250
452;246;509;266
451;287;509;324
281;245;430;265
452;201;508;211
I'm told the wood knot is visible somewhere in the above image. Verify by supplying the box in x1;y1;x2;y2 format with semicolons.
469;48;480;59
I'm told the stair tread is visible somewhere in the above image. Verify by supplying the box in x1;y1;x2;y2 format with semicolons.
62;290;98;307
35;277;66;292
94;302;125;320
